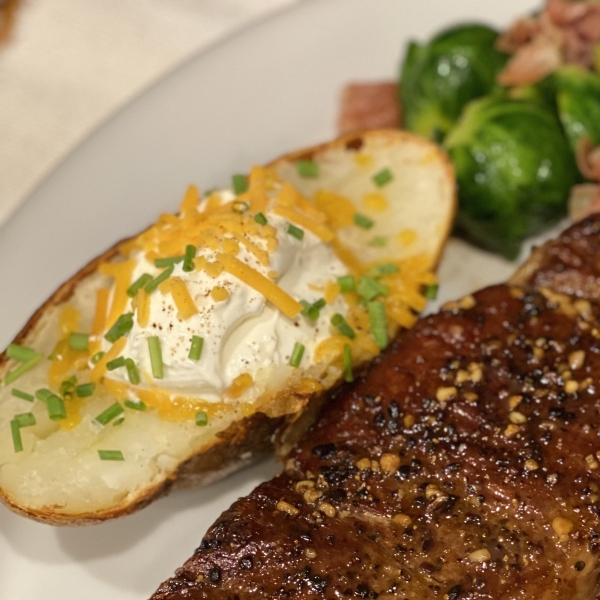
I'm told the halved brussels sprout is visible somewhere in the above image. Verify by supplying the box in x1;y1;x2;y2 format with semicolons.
553;65;600;155
444;96;579;259
400;24;509;140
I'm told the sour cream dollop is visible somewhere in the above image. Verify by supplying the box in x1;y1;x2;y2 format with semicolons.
101;188;350;403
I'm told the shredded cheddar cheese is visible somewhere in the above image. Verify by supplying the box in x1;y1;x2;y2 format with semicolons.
216;252;303;319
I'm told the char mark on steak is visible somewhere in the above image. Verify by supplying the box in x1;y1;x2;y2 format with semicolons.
152;216;600;600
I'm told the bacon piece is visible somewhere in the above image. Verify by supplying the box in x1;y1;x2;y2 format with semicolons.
568;183;600;221
497;30;562;85
498;0;600;85
337;82;401;135
496;16;540;53
576;137;600;182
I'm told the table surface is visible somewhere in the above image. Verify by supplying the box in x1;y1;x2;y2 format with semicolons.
0;0;298;228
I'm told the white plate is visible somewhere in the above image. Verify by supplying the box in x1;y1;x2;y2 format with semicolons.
0;0;542;598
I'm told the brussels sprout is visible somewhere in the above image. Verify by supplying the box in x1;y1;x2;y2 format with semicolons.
444;96;579;259
553;66;600;155
400;24;509;140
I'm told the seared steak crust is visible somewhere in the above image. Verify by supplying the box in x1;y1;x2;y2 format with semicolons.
152;218;600;600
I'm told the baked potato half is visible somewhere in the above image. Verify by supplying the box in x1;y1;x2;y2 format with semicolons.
0;130;455;524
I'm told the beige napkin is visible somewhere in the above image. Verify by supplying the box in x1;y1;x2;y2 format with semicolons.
0;0;297;227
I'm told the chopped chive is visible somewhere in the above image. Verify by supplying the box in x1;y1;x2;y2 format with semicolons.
343;344;354;383
104;313;134;343
69;332;89;352
35;388;54;402
125;359;140;385
367;301;388;349
232;174;248;195
6;343;38;362
14;412;36;428
154;256;183;269
76;382;95;398
195;411;208;426
331;314;356;339
354;213;374;229
369;236;388;247
287;223;305;240
182;244;196;273
46;395;67;421
337;275;356;293
11;420;23;453
106;356;126;371
11;389;34;402
147;336;164;379
112;417;125;427
127;273;153;297
60;376;77;398
296;159;319;178
124;399;147;411
368;263;399;278
35;389;65;420
424;283;439;300
300;300;323;322
289;342;305;368
373;167;393;187
232;200;250;214
254;212;268;226
300;301;318;321
95;402;124;426
90;351;105;365
4;352;43;385
356;276;389;301
188;336;204;361
144;265;174;294
98;450;124;461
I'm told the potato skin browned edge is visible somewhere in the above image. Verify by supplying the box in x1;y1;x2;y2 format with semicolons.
0;129;456;525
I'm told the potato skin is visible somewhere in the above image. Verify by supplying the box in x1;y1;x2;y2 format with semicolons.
0;130;455;525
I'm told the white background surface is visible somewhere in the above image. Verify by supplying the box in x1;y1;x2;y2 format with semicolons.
0;1;539;599
0;0;297;227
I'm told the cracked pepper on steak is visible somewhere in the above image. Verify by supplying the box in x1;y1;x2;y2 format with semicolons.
151;216;600;599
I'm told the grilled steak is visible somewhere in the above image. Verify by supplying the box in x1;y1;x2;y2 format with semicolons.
152;217;600;600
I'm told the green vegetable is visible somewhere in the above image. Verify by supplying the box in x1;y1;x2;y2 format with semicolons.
331;314;356;339
6;343;38;362
367;301;388;349
400;24;508;140
98;450;124;461
372;168;393;187
553;66;600;156
11;389;34;402
296;159;319;178
195;411;208;426
353;213;374;229
254;212;268;225
337;275;356;293
104;313;134;343
11;420;23;453
289;342;305;368
124;399;146;411
444;96;578;259
232;174;248;195
188;336;204;361
95;402;124;426
147;336;164;379
68;332;89;352
287;223;305;240
343;344;354;383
